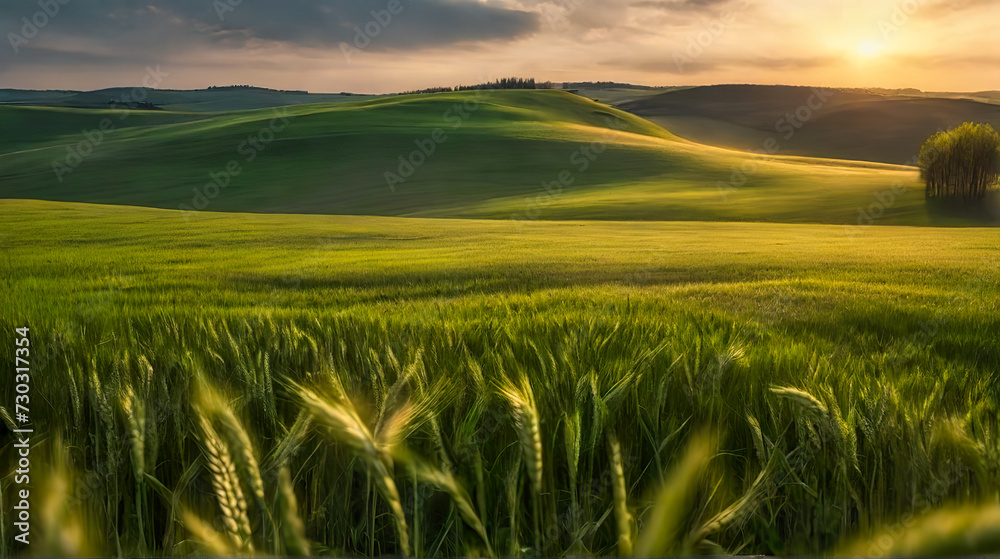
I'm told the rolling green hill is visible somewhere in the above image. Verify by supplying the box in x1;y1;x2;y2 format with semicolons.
0;89;989;225
0;86;374;112
620;85;1000;165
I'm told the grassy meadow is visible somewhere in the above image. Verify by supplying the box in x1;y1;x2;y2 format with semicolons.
1;200;999;556
0;91;943;224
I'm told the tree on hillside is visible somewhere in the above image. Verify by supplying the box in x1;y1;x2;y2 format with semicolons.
919;122;1000;203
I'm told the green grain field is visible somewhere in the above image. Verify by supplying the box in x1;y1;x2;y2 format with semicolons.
2;199;999;557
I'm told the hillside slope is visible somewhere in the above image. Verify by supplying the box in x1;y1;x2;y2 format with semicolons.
0;87;373;112
0;90;965;224
620;85;1000;165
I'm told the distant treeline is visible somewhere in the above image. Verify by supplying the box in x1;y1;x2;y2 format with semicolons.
206;85;309;94
561;81;661;90
107;100;162;111
396;77;557;96
841;87;924;96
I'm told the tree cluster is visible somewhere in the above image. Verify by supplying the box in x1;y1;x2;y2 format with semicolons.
397;77;548;95
456;77;538;91
919;122;1000;202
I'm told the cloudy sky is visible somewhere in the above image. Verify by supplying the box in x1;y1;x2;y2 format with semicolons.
1;0;997;93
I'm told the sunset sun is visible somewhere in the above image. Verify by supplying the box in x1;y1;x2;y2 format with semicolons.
857;39;885;59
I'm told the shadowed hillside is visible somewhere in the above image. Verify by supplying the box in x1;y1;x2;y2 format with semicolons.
620;85;1000;165
0;86;374;112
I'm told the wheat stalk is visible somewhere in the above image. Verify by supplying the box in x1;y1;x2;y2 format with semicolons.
122;386;146;479
403;452;494;557
506;454;522;556
181;509;237;556
264;410;312;474
197;414;253;552
563;410;583;550
277;466;311;557
495;373;544;553
297;384;412;556
89;364;120;476
138;354;154;390
770;385;829;417
495;375;543;496
635;433;715;557
608;431;634;557
689;449;780;547
214;402;267;505
746;414;768;467
89;365;116;431
66;364;83;425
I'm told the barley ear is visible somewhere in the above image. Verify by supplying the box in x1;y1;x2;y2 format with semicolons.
196;415;254;552
122;386;146;480
198;384;267;506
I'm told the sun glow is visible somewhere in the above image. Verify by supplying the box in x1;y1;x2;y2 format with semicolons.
856;40;885;59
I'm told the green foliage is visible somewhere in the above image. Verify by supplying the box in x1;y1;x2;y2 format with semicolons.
919;122;1000;202
1;201;999;556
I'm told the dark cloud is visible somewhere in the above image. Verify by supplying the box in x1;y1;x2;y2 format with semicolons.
630;0;736;12
623;0;757;35
204;0;539;50
0;0;539;64
2;45;151;67
518;0;745;34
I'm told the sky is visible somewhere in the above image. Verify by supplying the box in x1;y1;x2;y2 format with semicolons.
1;0;997;93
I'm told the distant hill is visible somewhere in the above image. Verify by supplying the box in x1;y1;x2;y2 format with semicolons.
0;87;374;112
0;89;80;104
619;85;1000;165
0;90;959;225
562;81;666;91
